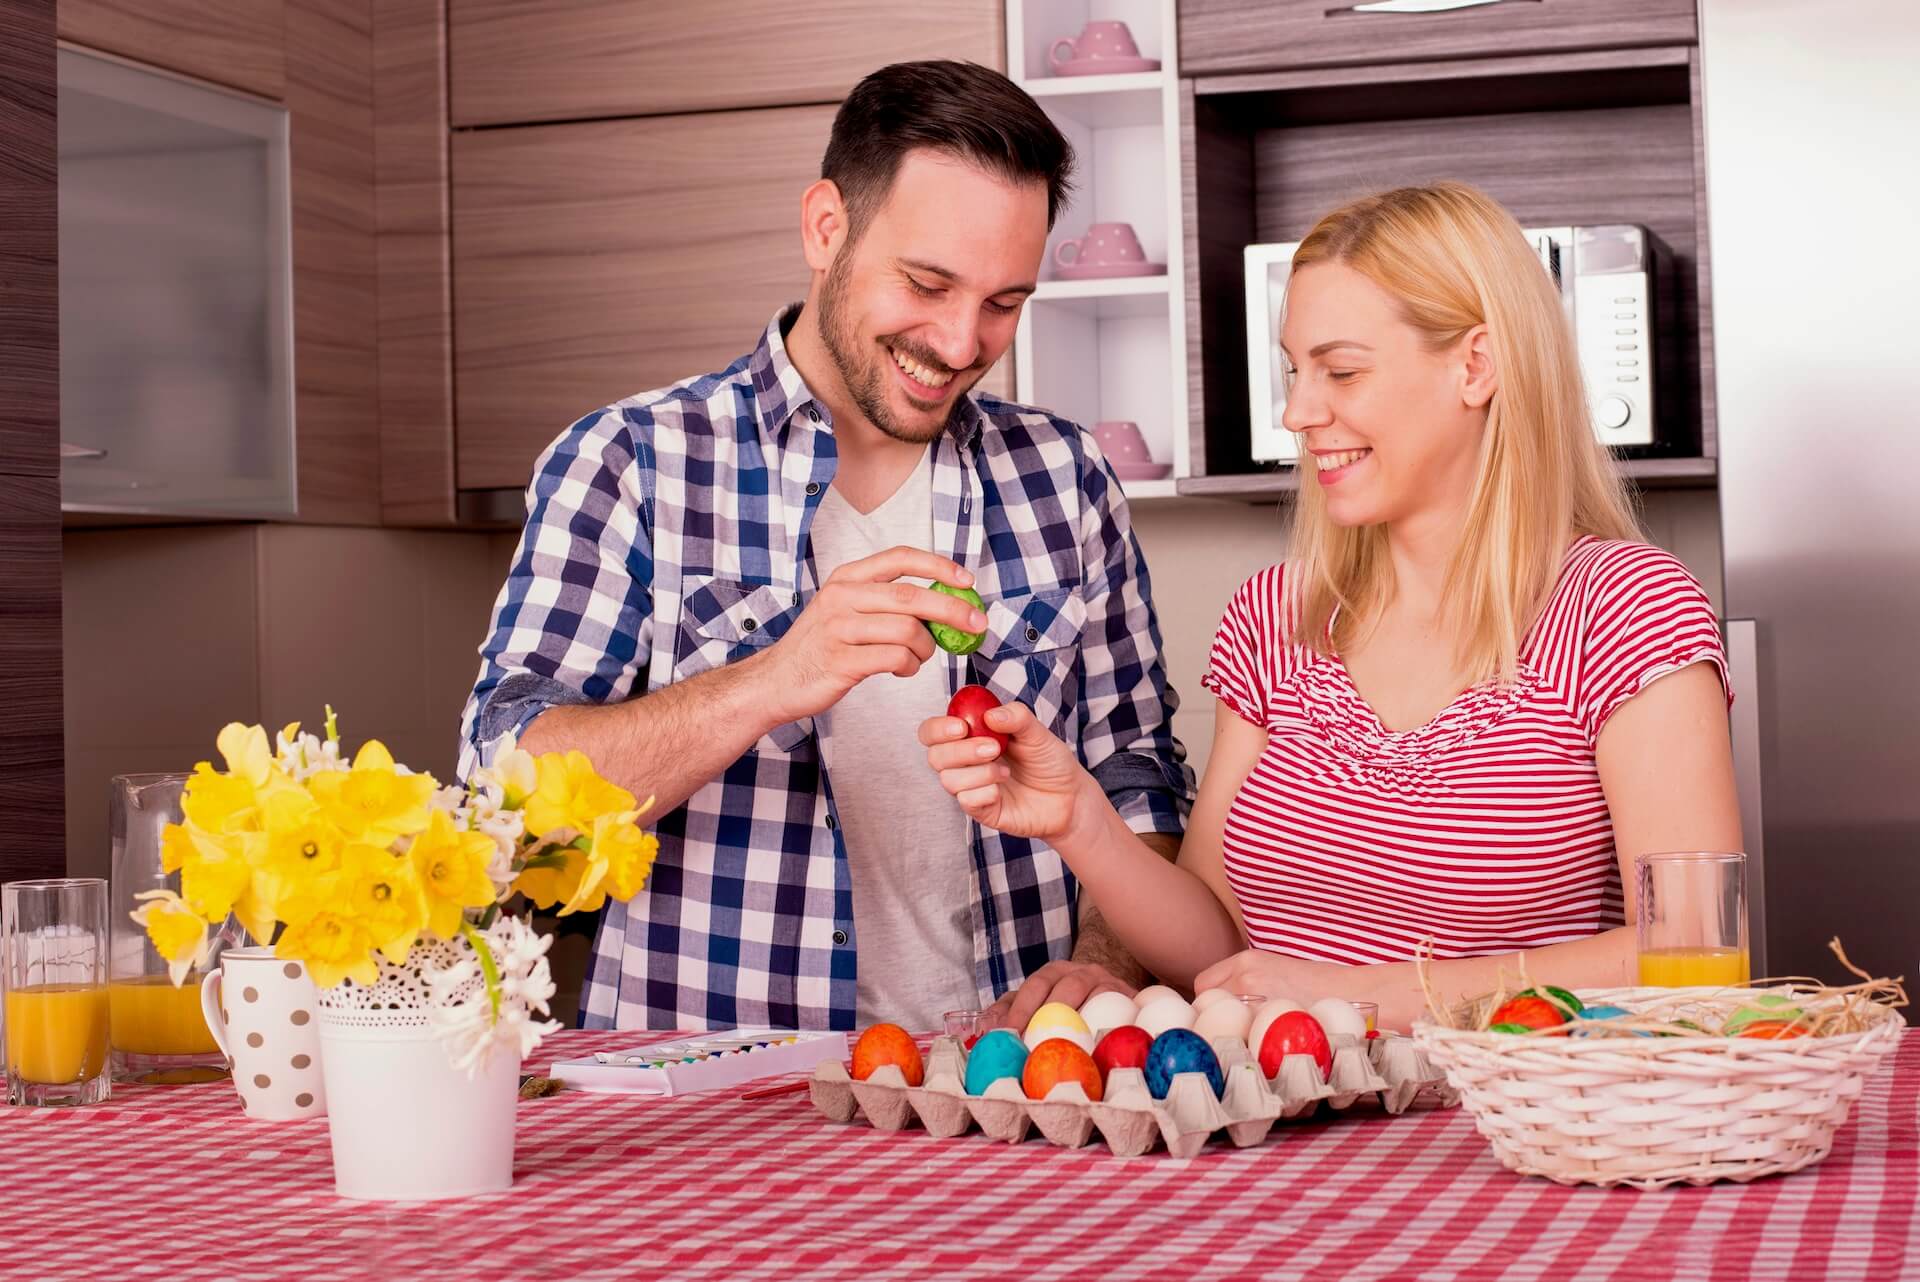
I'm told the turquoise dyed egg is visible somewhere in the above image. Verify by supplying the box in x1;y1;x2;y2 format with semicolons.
963;1028;1029;1096
1572;1004;1644;1037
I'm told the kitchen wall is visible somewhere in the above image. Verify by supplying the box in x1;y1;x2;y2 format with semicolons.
62;524;515;876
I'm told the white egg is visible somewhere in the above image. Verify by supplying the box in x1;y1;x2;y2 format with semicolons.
1135;994;1197;1040
1192;998;1253;1043
1247;997;1304;1054
1309;997;1368;1040
1024;1026;1094;1055
1077;991;1138;1037
1190;987;1236;1014
1132;984;1183;1010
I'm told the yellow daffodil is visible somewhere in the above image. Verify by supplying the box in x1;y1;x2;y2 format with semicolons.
180;760;260;835
131;889;211;986
479;733;538;810
410;808;499;938
307;739;437;845
524;751;635;840
252;789;346;910
275;892;379;988
217;721;274;787
178;826;258;922
593;812;659;903
339;842;427;963
513;849;590;914
159;820;197;875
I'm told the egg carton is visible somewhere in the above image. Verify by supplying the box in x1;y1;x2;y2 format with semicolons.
809;1031;1459;1158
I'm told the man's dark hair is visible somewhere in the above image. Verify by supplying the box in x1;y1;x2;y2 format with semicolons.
823;61;1075;240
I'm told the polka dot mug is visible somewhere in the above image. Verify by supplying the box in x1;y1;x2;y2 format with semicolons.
200;945;327;1121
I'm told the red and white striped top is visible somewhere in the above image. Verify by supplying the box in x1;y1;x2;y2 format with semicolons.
1200;537;1730;964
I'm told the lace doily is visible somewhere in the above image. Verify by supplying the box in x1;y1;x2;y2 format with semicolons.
315;935;487;1031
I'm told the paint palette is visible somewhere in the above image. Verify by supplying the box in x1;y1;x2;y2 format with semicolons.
550;1028;848;1097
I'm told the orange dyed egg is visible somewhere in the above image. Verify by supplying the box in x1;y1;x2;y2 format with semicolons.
1021;1036;1103;1102
851;1023;924;1086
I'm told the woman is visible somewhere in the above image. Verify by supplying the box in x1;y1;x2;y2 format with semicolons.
921;183;1741;1029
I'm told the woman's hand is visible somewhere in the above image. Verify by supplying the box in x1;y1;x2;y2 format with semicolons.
1193;948;1357;1007
919;700;1096;847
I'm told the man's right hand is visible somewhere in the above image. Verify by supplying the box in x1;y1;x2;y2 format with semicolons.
757;547;988;725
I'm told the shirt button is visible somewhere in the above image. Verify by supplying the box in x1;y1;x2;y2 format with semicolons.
832;929;848;946
808;408;821;422
1025;625;1041;643
805;482;820;497
742;618;757;633
825;813;837;830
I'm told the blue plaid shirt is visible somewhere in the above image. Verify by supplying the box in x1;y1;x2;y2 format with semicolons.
460;308;1194;1030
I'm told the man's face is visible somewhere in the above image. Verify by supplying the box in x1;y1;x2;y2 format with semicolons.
816;150;1048;444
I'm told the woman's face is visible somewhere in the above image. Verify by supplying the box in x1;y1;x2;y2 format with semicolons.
1279;261;1491;529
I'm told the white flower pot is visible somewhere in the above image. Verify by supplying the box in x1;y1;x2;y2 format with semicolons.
314;938;518;1201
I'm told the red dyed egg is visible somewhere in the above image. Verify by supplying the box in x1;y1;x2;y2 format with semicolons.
1022;1037;1103;1102
1258;1010;1332;1079
851;1023;924;1086
1092;1025;1153;1081
1487;995;1568;1032
947;685;1008;753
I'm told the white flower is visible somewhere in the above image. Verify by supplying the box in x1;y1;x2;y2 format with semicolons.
424;915;560;1077
273;724;346;783
473;731;538;809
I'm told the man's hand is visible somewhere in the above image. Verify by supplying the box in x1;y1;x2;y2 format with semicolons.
979;960;1137;1034
759;547;987;725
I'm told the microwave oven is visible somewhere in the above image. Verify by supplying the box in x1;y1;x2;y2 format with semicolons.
1244;224;1678;464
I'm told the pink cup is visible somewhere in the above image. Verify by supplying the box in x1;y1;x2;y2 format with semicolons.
1049;21;1143;72
1055;222;1147;271
1092;421;1152;465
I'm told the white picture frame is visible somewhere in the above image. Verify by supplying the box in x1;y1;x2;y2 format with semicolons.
1243;241;1301;464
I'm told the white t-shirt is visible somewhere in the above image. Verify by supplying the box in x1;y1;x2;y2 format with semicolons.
807;447;979;1029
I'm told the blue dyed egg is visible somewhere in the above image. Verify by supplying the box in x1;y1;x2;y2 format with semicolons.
1144;1028;1225;1100
963;1028;1029;1096
1572;1004;1646;1037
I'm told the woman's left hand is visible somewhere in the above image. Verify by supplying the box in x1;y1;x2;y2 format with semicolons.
1193;948;1356;1006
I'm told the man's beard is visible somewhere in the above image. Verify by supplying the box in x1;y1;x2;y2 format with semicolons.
817;255;975;445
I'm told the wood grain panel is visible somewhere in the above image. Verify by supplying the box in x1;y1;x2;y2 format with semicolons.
452;107;834;491
1179;0;1694;78
0;473;64;879
286;0;381;524
374;0;455;525
58;0;285;100
1688;48;1716;459
449;0;1002;127
1182;86;1256;480
0;0;57;480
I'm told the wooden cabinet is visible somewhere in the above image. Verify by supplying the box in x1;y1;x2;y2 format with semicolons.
1;0;64;877
1179;0;1694;78
58;0;285;100
449;0;1002;126
451;105;834;491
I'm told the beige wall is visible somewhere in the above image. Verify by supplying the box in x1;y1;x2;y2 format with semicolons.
63;525;514;878
1129;489;1725;780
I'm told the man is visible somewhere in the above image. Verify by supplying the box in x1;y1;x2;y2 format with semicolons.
459;60;1193;1032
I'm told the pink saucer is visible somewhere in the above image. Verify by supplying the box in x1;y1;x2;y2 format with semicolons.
1051;56;1162;77
1112;461;1172;482
1052;261;1167;282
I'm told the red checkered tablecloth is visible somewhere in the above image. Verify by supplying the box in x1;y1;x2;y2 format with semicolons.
1;1028;1914;1280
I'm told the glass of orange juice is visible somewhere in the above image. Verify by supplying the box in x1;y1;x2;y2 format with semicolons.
4;878;112;1107
1636;851;1749;987
109;774;229;1084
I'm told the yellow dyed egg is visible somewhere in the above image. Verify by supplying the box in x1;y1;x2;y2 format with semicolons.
1023;1001;1090;1051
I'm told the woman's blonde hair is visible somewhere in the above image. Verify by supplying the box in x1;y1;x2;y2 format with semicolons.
1285;181;1641;684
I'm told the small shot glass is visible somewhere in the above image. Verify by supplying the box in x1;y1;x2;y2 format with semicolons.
943;1009;983;1047
1351;1001;1380;1037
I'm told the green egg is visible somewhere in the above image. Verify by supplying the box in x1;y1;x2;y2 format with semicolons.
1486;1022;1532;1034
925;583;987;655
1725;993;1804;1035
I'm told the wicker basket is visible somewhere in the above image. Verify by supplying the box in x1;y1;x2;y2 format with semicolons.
1413;985;1906;1189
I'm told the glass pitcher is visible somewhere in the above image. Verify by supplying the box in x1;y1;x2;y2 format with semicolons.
109;773;236;1083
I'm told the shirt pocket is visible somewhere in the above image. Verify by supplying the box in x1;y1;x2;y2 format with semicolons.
973;586;1086;736
674;574;811;754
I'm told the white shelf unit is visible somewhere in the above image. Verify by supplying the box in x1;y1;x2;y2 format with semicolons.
1008;0;1187;502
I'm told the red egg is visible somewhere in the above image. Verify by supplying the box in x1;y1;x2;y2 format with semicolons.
851;1023;924;1086
1022;1037;1103;1102
1092;1025;1153;1082
1487;995;1568;1032
1258;1010;1332;1079
947;685;1008;753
